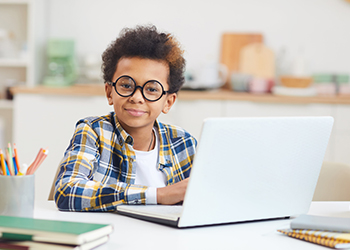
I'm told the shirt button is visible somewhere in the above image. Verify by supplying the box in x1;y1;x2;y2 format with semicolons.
119;139;123;144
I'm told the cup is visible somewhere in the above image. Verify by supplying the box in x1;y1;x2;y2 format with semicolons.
196;62;228;89
230;73;252;92
0;175;35;218
249;78;274;93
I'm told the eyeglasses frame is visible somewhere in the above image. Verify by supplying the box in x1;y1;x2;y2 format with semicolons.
107;75;169;102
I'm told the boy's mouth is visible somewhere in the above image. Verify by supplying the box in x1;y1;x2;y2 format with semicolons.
125;108;146;117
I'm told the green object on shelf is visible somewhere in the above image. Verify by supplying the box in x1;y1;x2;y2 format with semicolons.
337;74;350;83
43;39;77;86
313;74;349;84
312;74;332;83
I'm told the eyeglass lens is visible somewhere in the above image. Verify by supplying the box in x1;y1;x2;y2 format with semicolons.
115;76;165;101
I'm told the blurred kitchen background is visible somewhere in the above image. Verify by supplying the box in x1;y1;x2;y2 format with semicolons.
0;0;350;199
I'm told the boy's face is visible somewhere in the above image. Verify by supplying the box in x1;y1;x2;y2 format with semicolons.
105;57;176;134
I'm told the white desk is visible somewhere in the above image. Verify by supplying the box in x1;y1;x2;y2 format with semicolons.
34;201;350;250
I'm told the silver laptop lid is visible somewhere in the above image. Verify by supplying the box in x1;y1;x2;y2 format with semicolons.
179;116;334;227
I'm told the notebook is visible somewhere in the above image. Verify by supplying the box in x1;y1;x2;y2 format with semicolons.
0;215;113;245
291;214;350;232
278;229;350;249
116;116;334;228
0;236;109;250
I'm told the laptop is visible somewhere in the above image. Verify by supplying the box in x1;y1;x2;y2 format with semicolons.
115;116;334;228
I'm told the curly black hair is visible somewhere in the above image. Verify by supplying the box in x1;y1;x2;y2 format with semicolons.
102;25;186;94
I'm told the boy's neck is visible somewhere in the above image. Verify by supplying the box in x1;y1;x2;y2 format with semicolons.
123;125;155;152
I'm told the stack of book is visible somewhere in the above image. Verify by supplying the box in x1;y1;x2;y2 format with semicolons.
278;214;350;249
0;215;113;250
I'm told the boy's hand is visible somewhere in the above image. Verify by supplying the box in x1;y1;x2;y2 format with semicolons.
157;178;189;205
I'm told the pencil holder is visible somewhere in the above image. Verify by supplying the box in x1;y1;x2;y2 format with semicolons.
0;175;35;218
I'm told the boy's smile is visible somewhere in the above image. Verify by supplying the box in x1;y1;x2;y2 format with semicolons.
126;108;147;117
105;57;176;135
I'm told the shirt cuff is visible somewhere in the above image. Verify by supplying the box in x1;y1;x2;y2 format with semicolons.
146;187;157;205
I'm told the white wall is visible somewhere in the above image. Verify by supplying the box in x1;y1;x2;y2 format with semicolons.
46;0;350;75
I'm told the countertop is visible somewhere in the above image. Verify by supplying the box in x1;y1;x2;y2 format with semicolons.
11;85;350;105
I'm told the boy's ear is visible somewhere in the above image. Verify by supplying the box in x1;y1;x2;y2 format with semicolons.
105;83;113;105
162;93;177;114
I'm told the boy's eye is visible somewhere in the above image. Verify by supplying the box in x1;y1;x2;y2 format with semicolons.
145;82;161;94
116;76;135;91
146;87;159;93
121;83;133;89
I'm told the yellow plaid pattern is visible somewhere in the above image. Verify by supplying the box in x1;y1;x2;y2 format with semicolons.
54;112;197;212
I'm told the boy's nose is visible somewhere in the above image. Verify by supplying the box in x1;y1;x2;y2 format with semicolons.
129;87;144;102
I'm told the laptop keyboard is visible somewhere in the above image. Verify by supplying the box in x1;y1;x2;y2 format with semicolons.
150;205;182;217
128;205;183;217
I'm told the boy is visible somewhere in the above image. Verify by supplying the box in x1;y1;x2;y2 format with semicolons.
54;25;197;211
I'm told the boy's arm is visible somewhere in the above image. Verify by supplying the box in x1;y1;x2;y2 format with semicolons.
54;121;149;212
54;163;149;211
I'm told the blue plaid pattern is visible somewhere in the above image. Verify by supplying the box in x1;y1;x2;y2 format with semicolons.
54;112;197;211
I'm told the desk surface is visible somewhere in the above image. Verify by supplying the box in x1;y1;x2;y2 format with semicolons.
34;201;350;250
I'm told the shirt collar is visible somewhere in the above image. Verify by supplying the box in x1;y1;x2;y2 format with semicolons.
112;112;134;146
111;112;174;167
156;120;174;167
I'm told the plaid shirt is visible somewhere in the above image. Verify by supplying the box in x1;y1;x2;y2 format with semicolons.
54;112;197;212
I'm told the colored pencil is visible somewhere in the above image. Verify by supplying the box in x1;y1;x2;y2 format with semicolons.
26;148;42;175
12;157;18;175
7;143;15;175
0;149;6;176
4;159;10;175
5;149;14;176
27;148;48;175
31;149;48;174
13;143;20;174
0;144;48;176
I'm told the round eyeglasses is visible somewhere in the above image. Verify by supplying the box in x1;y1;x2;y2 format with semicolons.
108;75;169;102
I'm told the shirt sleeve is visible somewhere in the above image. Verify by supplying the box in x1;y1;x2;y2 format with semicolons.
145;187;157;205
54;121;150;212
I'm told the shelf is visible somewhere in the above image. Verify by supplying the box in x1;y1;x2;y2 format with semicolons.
10;86;350;105
0;58;28;67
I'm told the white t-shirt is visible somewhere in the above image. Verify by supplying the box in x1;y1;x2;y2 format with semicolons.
134;128;166;204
